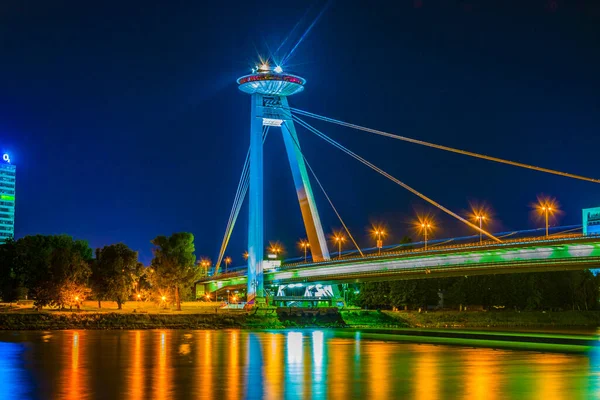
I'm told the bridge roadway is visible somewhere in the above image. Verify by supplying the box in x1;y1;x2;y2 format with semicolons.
196;234;600;295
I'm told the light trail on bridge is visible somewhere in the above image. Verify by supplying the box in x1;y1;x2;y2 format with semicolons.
197;236;600;295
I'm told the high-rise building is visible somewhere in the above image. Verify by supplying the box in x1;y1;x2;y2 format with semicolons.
0;153;15;242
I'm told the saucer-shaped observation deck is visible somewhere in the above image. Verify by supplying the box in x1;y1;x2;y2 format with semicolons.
237;65;305;97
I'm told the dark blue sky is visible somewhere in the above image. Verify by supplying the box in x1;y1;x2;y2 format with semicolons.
2;1;600;264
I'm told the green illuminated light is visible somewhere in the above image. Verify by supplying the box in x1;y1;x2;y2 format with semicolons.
0;195;14;201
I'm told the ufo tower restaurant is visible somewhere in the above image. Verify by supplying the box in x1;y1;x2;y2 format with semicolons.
238;65;331;305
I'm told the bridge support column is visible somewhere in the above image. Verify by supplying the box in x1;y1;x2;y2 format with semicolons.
247;94;265;305
281;96;330;262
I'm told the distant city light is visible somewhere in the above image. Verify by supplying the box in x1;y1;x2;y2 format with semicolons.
274;65;283;73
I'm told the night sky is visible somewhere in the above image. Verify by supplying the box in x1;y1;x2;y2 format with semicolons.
2;1;600;265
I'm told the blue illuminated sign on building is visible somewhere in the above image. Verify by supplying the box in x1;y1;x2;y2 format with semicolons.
583;207;600;235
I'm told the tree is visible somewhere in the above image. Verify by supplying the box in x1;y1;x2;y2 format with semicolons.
150;232;199;311
91;243;139;310
15;235;92;308
0;238;22;302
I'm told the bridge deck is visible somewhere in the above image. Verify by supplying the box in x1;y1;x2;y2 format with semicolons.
197;235;600;291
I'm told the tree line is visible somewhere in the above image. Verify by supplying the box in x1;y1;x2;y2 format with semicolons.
354;270;600;311
0;232;200;311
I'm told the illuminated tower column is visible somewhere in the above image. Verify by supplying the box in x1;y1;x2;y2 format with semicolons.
248;93;265;303
280;97;330;261
239;65;331;305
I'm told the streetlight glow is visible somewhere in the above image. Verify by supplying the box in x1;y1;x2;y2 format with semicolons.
224;256;232;273
371;225;386;255
268;241;284;258
415;215;434;250
535;196;559;238
299;239;310;263
332;232;346;260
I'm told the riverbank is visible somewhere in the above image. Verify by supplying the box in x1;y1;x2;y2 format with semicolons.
1;309;600;331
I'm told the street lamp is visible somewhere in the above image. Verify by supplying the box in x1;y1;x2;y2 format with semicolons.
475;214;486;245
542;205;551;238
299;239;310;263
200;258;211;276
269;242;283;258
333;233;346;259
535;197;558;239
372;227;385;255
243;251;249;261
419;221;432;250
224;256;232;274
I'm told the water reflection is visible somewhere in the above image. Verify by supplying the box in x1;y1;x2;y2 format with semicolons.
128;331;143;400
59;331;87;400
155;331;171;400
0;330;597;399
262;333;283;399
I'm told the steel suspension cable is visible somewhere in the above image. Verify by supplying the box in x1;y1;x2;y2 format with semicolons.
282;124;365;258
215;127;270;274
292;115;502;243
291;108;600;184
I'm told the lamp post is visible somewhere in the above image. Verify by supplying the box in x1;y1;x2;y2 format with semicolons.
373;229;385;255
475;215;486;245
224;257;232;274
300;240;310;263
269;244;282;258
333;234;346;260
421;222;431;250
200;259;211;277
541;205;552;238
536;198;557;239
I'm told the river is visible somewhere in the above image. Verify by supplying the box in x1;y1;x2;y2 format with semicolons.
0;329;599;399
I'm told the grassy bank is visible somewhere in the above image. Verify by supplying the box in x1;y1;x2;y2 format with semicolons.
1;309;599;331
0;311;286;330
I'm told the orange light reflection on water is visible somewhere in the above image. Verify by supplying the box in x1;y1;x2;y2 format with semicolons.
463;349;502;399
128;331;143;400
368;341;391;399
327;338;350;399
199;331;213;397
227;330;240;400
154;331;171;400
412;344;439;400
262;333;284;400
67;331;81;400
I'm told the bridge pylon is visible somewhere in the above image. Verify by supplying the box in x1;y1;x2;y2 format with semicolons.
238;64;331;305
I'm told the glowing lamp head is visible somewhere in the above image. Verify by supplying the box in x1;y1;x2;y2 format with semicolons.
274;65;283;73
161;296;166;301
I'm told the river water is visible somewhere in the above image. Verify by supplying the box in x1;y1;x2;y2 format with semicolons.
0;329;599;399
